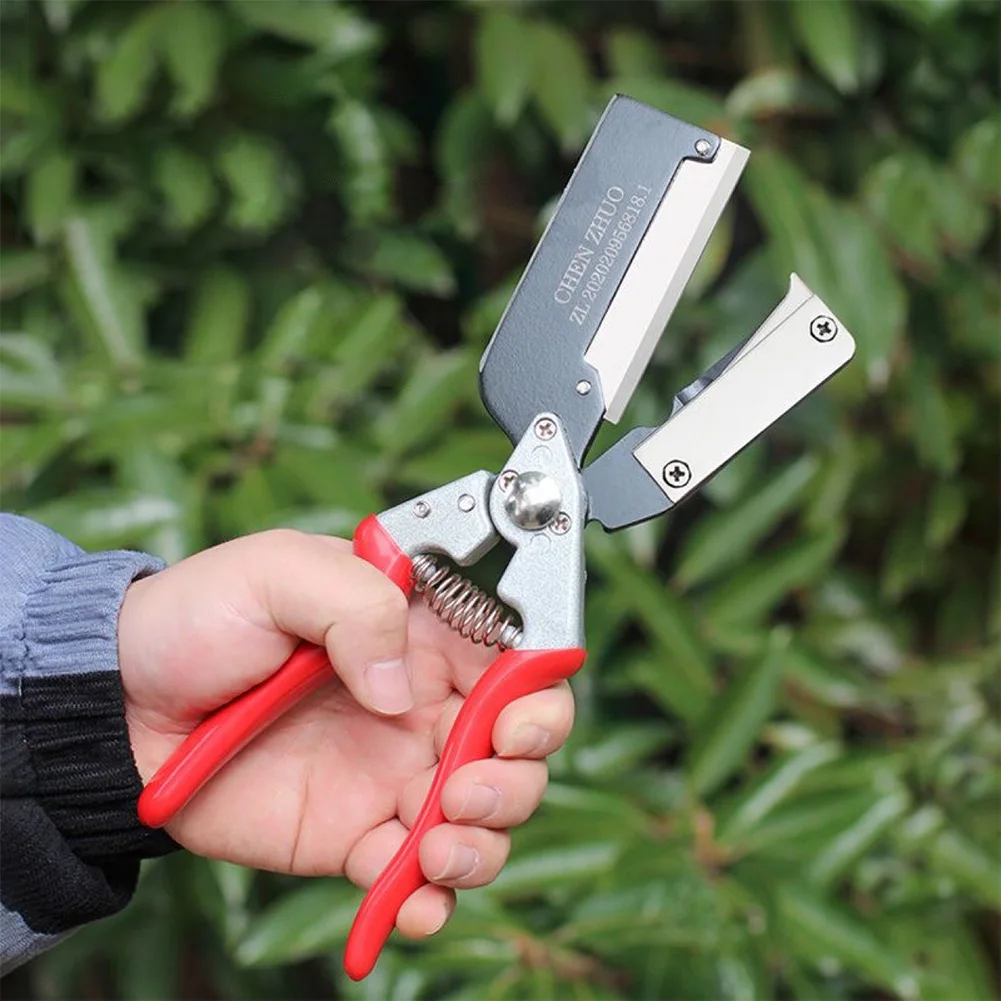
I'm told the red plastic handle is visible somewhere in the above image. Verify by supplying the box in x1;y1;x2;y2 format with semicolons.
343;644;586;981
137;516;414;829
136;514;586;981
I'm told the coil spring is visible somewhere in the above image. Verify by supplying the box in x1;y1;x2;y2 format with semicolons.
411;554;522;650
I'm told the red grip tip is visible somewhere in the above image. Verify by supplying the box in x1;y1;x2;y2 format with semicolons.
343;645;586;981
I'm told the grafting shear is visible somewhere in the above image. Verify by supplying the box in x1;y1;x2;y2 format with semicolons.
138;96;855;979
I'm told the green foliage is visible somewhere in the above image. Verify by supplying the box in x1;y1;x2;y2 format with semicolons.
1;1;998;999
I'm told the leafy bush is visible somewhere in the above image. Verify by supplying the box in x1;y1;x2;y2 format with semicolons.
2;0;998;998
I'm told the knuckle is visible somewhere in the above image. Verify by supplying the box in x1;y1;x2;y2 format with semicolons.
358;578;409;627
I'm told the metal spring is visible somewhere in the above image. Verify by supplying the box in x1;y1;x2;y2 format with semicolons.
411;554;522;650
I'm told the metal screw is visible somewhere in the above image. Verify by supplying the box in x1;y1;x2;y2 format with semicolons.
663;460;692;488
497;469;518;493
694;138;712;157
534;417;557;440
413;500;431;518
550;512;572;535
575;380;592;396
457;493;475;512
810;315;838;342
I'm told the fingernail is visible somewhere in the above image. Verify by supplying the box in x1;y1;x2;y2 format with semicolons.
507;723;550;757
434;843;479;882
426;897;453;936
457;783;502;821
364;658;413;715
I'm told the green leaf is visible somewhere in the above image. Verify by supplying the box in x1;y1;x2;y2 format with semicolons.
26;149;75;242
726;68;839;120
94;5;164;123
23;491;180;550
184;266;251;366
215;133;292;233
718;742;842;845
904;360;960;474
953;113;1001;200
791;0;869;94
317;292;405;402
476;9;532;125
328;99;392;224
777;884;919;998
606;29;663;78
704;524;843;629
530;22;593;151
372;349;474;457
572;723;673;781
62;212;145;370
236;882;360;967
162;0;226;118
807;787;910;886
354;232;456;297
0;332;65;408
925;480;966;550
686;628;789;797
0;249;51;300
587;532;714;721
677;455;819;588
486;841;619;899
153;146;216;231
433;90;494;238
926;826;1001;910
226;0;379;58
257;285;329;373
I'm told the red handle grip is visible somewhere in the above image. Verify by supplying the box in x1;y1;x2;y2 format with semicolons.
136;514;586;981
137;516;414;829
343;644;586;981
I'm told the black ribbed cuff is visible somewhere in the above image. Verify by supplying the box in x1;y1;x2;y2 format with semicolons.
12;547;177;863
8;672;177;863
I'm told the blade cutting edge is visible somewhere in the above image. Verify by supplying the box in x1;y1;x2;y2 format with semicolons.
583;137;749;424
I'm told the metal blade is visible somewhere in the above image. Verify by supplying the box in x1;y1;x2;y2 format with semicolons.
583;137;749;424
584;275;856;530
479;95;732;466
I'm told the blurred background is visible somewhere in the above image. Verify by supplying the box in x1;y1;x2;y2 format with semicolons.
1;0;999;998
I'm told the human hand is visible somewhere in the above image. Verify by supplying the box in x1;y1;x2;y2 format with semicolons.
118;530;574;938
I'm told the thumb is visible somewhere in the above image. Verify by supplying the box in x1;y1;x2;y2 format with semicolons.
254;531;414;716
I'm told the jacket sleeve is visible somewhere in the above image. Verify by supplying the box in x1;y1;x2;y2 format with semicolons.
0;514;177;974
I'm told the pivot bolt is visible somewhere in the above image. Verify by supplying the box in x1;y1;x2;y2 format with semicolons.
534;417;557;440
810;315;838;342
504;471;562;531
663;460;692;488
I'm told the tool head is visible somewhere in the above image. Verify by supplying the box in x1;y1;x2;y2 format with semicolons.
478;95;748;466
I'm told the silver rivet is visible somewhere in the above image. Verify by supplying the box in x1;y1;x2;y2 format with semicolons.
534;417;557;440
695;138;712;157
497;469;518;492
413;500;431;518
810;315;838;342
550;512;572;535
575;380;591;396
457;493;475;512
663;460;692;488
503;471;563;531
